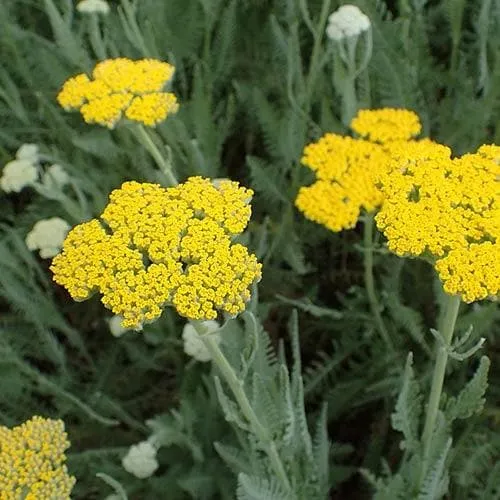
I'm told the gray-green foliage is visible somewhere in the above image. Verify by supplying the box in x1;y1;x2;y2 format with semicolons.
366;350;491;500
209;312;332;499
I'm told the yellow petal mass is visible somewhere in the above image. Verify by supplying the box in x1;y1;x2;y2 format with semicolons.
51;177;261;330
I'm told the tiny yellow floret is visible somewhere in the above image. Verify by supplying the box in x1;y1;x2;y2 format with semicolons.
0;416;75;499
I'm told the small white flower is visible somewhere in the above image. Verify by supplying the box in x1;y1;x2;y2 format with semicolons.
16;143;39;164
0;159;38;193
122;441;159;479
326;5;371;41
182;320;220;362
25;217;71;259
76;0;110;14
42;164;70;189
108;315;129;337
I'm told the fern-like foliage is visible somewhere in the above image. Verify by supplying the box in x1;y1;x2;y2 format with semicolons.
445;356;490;421
206;311;333;499
391;353;422;453
237;473;290;500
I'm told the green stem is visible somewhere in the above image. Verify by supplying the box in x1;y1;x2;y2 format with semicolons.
341;77;357;127
448;0;466;76
16;360;119;427
421;294;461;461
363;214;393;350
305;0;332;104
88;14;107;60
193;321;292;493
133;125;178;186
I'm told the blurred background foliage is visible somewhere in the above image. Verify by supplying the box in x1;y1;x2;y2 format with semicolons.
0;0;499;498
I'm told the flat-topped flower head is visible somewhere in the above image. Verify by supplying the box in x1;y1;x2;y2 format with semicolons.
376;147;500;302
0;416;75;498
351;108;422;144
295;109;447;234
57;58;178;128
295;134;390;231
51;177;261;329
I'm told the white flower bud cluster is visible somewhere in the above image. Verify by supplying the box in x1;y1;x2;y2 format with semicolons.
182;320;220;362
25;217;71;259
326;5;371;41
0;144;39;193
1;144;70;194
42;164;70;190
108;315;130;337
77;0;110;14
122;441;159;479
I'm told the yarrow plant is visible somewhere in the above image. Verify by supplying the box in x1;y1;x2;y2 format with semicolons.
41;164;69;190
294;108;499;496
58;57;181;185
0;416;75;499
375;141;498;481
295;108;446;347
15;143;40;164
57;58;178;128
366;141;499;495
51;176;261;330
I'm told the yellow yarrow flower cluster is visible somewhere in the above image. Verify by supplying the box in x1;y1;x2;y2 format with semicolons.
51;177;262;329
295;135;389;231
351;108;422;143
376;145;500;302
57;58;179;128
0;416;75;500
295;108;433;232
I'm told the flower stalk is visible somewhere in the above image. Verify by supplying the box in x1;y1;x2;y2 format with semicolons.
363;213;393;350
193;320;292;493
88;14;107;60
420;293;461;462
133;125;178;186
